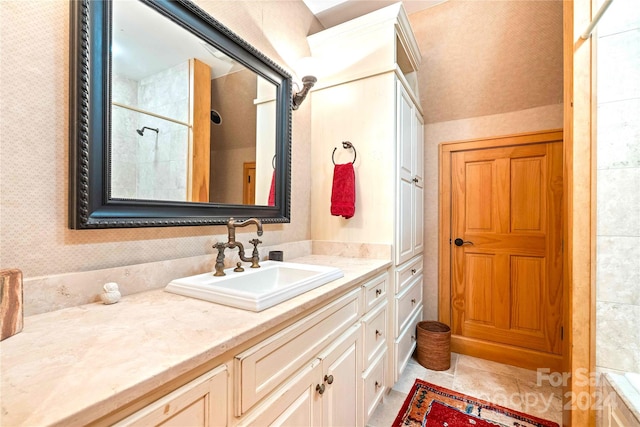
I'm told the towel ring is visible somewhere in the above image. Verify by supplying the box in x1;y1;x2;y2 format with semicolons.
272;154;276;170
332;141;357;165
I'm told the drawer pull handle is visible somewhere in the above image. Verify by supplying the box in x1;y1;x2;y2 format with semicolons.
375;381;382;389
411;298;416;304
316;384;326;395
411;268;416;274
324;374;334;385
375;329;383;337
375;288;382;297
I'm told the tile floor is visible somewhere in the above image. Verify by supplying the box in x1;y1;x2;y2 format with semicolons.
367;353;563;426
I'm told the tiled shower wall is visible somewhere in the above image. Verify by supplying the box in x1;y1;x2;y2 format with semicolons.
112;62;190;201
595;0;640;374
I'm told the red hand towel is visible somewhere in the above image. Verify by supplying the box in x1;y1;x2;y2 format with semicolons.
268;170;276;206
331;163;356;219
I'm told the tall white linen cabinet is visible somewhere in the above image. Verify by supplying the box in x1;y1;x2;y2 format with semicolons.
308;2;425;410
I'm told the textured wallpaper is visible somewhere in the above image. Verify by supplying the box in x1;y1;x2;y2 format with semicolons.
409;0;563;124
0;1;322;278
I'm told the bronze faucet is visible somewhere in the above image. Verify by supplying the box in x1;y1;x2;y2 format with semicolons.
213;218;263;276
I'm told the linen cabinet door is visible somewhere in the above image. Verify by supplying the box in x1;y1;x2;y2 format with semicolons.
318;324;362;427
412;110;424;255
396;81;415;266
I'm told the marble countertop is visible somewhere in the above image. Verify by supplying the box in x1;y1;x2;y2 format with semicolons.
0;255;390;426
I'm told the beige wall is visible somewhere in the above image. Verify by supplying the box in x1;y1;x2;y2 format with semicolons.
0;1;322;278
409;0;563;124
408;1;564;320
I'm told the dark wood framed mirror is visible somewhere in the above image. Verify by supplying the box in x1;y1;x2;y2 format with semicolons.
69;0;292;228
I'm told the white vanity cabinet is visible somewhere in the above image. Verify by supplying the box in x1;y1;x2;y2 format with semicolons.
359;273;389;423
239;324;361;427
308;2;425;389
114;365;228;427
104;271;394;427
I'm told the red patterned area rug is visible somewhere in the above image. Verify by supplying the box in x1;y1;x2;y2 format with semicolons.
392;379;559;427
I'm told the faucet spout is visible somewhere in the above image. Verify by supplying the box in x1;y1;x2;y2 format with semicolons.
227;217;263;243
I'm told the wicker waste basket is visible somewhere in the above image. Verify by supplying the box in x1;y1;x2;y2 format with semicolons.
416;321;451;371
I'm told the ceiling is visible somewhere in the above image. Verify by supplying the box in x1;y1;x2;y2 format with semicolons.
303;0;448;28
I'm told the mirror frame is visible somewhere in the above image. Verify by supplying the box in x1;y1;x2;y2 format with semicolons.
69;0;292;229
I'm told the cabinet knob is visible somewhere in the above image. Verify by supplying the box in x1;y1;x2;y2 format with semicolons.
412;177;419;183
411;335;416;341
411;268;416;274
324;374;334;385
411;298;416;304
375;288;382;297
375;381;382;389
316;383;326;395
375;329;383;337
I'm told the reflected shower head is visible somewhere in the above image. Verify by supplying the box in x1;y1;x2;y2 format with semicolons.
136;126;159;136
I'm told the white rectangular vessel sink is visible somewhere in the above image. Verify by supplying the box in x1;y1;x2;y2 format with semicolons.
165;261;344;311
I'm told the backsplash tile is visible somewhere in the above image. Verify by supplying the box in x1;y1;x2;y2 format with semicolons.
311;241;392;260
24;240;313;316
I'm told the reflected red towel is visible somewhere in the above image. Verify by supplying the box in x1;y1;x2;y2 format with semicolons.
331;163;355;219
268;170;276;206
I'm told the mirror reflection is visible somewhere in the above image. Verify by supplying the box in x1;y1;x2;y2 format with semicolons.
111;0;276;206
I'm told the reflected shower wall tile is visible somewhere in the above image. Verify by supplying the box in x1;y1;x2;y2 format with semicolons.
596;168;640;236
138;136;158;162
597;99;640;169
597;29;640;103
112;74;139;106
111;162;137;199
597;236;640;305
597;0;640;37
596;301;640;372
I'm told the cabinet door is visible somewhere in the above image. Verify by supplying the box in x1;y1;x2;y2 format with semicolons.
238;361;323;427
318;324;362;427
114;365;227;427
412;111;424;255
396;81;415;265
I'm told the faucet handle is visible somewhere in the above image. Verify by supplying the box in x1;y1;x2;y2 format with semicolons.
248;239;262;269
213;242;227;277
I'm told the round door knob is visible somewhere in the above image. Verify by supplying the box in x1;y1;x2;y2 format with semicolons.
324;374;334;384
316;383;326;394
454;238;474;246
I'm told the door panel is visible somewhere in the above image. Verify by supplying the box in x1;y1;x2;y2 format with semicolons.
451;142;563;355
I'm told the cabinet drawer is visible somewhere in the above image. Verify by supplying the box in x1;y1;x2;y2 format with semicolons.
234;287;360;415
361;299;387;370
362;350;386;423
395;256;423;293
114;365;227;427
395;274;422;336
362;272;388;313
394;308;421;382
